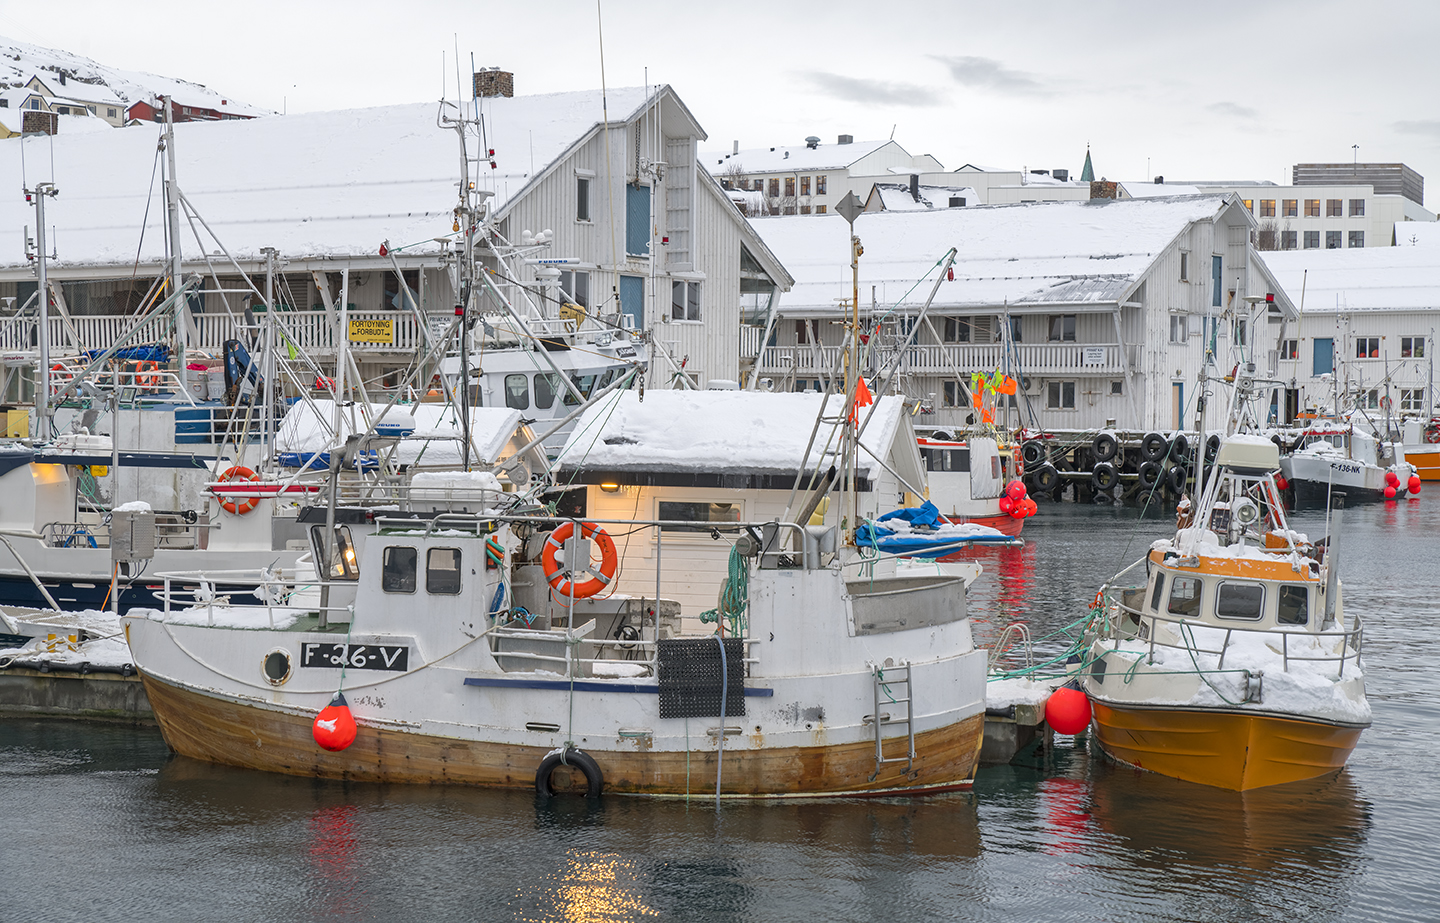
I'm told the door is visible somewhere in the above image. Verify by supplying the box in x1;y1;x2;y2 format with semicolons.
1313;337;1334;376
1284;388;1300;423
620;275;645;329
1172;381;1184;430
625;184;651;257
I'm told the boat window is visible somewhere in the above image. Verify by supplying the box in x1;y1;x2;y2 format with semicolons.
534;373;560;410
923;448;970;472
658;500;742;534
563;374;597;406
427;547;462;595
1277;584;1309;625
1149;572;1166;612
597;368;618;390
310;525;359;581
1215;581;1265;620
382;546;417;593
504;374;530;410
1167;576;1202;617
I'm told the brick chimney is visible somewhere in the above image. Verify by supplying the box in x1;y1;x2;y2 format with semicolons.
473;68;514;98
1089;180;1118;200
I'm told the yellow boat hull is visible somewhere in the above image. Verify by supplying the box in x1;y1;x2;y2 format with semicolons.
1089;699;1365;791
1405;445;1440;481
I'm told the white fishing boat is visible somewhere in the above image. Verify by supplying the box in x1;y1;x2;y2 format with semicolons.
1279;420;1415;508
1081;433;1369;790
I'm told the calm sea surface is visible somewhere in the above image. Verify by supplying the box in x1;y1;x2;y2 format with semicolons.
4;501;1437;922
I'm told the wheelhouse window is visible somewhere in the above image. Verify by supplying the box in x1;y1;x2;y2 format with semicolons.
534;373;560;410
1215;581;1264;620
504;373;530;410
1277;585;1309;625
562;373;597;406
311;525;359;581
382;546;417;593
923;447;970;472
1149;571;1167;612
1168;576;1202;617
426;548;462;595
657;501;741;534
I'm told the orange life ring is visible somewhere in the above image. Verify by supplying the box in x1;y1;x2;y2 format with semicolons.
136;360;161;391
49;363;69;397
542;521;618;600
217;465;260;515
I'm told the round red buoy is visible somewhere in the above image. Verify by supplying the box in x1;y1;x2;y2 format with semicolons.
1045;686;1092;735
1384;485;1398;500
998;495;1015;514
1408;475;1422;494
1385;470;1400;488
1022;497;1039;517
1275;476;1289;491
1006;479;1027;501
313;691;357;751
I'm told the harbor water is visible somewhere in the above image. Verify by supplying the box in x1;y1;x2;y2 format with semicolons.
3;501;1437;922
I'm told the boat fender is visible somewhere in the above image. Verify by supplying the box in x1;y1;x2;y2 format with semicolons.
1139;432;1169;463
1091;433;1118;463
1166;464;1187;493
542;522;618;600
1169;433;1190;464
1021;440;1045;466
1035;464;1060;492
217;465;261;515
1137;461;1162;491
536;746;603;797
1090;462;1119;492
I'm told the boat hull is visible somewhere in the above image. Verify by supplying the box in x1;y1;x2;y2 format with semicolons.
1088;699;1364;791
140;671;985;797
939;512;1023;537
1404;444;1440;481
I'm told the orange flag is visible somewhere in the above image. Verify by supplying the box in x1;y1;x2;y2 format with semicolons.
849;376;873;423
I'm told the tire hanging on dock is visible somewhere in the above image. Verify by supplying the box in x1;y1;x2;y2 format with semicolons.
1166;464;1187;493
1138;461;1163;491
1021;441;1045;467
1092;433;1118;463
1091;462;1119;492
1170;433;1190;464
1140;433;1169;463
1035;464;1060;492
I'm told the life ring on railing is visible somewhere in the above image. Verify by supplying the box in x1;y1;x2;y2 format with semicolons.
49;363;69;397
1091;589;1106;611
1426;423;1440;445
136;360;161;391
217;465;260;515
541;521;618;599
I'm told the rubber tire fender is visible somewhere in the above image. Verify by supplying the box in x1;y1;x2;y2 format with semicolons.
1035;464;1061;492
1166;464;1187;493
1091;462;1119;492
1205;434;1221;464
1092;432;1119;463
1137;461;1163;490
1169;433;1191;464
1021;440;1045;467
1139;432;1169;463
536;747;603;797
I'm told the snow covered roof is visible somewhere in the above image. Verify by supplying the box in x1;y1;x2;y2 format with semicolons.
1121;182;1203;198
703;139;893;175
277;399;534;466
554;390;906;482
1393;221;1440;248
1259;247;1440;313
751;195;1232;315
868;183;978;212
0;88;654;272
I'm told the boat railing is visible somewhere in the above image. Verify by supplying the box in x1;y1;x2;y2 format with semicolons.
153;566;329;630
987;622;1035;671
1109;598;1363;679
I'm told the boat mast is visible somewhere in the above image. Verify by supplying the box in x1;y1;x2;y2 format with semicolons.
162;97;188;397
29;181;58;438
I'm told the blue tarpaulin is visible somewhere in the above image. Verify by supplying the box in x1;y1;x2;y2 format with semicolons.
84;344;172;364
856;501;1014;553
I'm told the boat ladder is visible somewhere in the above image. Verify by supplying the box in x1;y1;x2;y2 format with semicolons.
869;661;916;779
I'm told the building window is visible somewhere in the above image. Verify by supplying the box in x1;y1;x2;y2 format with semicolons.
943;317;971;343
1179;250;1189;281
1304;230;1320;249
1282;199;1297;218
943;380;964;407
1242;199;1253;213
107;107;116;117
1259;199;1276;218
782;205;797;215
816;205;827;214
800;176;810;196
1304;199;1321;217
1233;318;1247;346
800;205;811;214
657;500;741;534
1281;230;1297;250
1169;315;1187;343
1212;254;1223;307
576;176;591;222
1281;339;1298;360
1349;199;1365;217
1110;380;1123;395
1363;389;1381;409
1349;231;1364;248
1356;337;1380;359
795;319;816;344
671;280;701;321
557;270;589;308
768;178;780;197
1006;316;1022;342
1326;230;1342;249
816;175;827;195
1327;199;1343;217
1401;389;1425;412
1046;381;1076;410
1047;314;1076;342
1402;336;1425;358
784;177;795;197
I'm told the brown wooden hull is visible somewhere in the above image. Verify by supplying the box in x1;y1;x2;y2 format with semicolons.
141;672;984;796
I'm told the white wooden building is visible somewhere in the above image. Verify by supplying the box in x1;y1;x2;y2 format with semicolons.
746;194;1298;435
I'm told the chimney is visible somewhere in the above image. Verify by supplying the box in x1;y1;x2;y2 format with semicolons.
837;134;853;144
805;135;820;149
733;140;739;155
1089;180;1119;200
1053;168;1069;182
909;174;920;202
473;68;514;99
58;71;66;86
1154;175;1164;184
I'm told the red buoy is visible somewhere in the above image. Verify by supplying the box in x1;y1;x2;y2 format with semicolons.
1385;470;1400;488
1408;475;1422;494
1384;485;1398;500
1045;686;1092;735
1006;479;1027;501
313;691;357;751
1022;497;1039;517
998;495;1015;514
1275;476;1289;491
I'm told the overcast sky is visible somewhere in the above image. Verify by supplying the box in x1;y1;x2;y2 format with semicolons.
7;0;1440;207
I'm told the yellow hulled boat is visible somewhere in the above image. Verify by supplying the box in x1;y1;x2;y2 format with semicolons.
1081;435;1369;791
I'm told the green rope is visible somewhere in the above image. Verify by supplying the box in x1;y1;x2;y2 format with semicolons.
698;544;749;637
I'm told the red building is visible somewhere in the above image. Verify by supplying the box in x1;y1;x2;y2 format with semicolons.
126;97;256;123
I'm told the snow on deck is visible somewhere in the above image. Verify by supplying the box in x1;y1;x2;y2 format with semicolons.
277;399;527;466
751;195;1228;313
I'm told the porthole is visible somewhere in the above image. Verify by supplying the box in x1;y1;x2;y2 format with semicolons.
262;649;292;686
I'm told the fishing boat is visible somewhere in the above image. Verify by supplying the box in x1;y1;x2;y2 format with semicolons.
1279;420;1416;507
1402;417;1440;482
1079;433;1369;790
919;433;1031;536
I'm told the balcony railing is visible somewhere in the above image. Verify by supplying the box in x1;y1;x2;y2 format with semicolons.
749;342;1129;376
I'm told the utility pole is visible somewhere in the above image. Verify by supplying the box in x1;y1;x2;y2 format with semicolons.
28;182;59;439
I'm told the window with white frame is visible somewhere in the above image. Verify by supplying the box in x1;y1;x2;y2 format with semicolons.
943;317;971;343
1046;381;1075;410
1401;389;1425;412
1048;314;1076;342
1280;339;1298;360
1402;336;1425;358
657;500;742;534
943;380;965;407
671;280;701;321
576;176;591;222
557;270;589;308
1169;315;1187;343
1356;337;1379;359
1110;380;1123;395
1363;389;1380;409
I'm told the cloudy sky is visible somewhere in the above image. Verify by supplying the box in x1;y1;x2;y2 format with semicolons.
7;0;1439;207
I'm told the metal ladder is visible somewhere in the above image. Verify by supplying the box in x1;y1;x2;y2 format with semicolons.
869;661;915;779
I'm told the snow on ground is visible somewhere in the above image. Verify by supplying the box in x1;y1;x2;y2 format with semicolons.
0;609;131;668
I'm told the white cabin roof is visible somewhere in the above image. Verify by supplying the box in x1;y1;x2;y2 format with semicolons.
703;139;894;174
277;399;534;467
1261;247;1440;313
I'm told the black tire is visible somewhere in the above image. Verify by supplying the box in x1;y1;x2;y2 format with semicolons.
1140;432;1169;462
1205;434;1221;464
1170;433;1190;464
930;431;952;442
1166;464;1188;493
1021;440;1045;467
1092;432;1119;463
1091;462;1119;492
1092;490;1113;505
1035;464;1060;492
536;748;603;797
1138;461;1163;490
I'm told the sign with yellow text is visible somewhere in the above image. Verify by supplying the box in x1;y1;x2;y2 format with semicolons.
348;316;395;344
